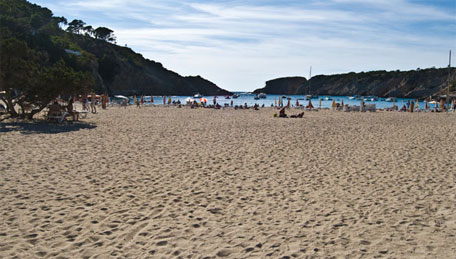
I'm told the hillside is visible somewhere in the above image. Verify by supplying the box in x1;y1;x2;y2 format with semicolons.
74;36;231;96
0;0;231;97
254;68;456;98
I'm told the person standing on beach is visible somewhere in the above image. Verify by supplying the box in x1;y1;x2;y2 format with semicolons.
67;98;79;121
101;94;107;109
90;93;97;113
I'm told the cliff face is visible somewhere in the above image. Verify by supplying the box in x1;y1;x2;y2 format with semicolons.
254;68;455;98
78;39;231;96
253;77;307;94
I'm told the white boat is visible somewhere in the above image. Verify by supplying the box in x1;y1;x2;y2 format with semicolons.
257;93;267;99
232;93;240;99
193;93;203;98
364;96;378;102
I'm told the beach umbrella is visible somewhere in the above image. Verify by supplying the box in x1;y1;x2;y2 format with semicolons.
425;100;428;110
296;99;299;107
332;100;336;110
287;98;291;108
275;97;277;107
140;95;144;105
150;96;154;103
319;98;322;108
200;97;207;103
341;100;344;108
168;96;172;104
308;99;314;109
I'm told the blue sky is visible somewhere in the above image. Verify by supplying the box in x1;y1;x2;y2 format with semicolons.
31;0;456;91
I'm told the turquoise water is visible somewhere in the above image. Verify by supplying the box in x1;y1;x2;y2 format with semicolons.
121;94;436;109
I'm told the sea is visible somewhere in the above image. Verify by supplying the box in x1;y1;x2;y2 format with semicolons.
123;93;435;109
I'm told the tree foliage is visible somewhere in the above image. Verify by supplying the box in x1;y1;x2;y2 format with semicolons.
66;19;85;34
0;0;95;119
94;27;116;43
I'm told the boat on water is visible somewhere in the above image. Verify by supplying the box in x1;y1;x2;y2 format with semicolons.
363;96;378;102
324;96;333;101
193;93;203;98
232;93;240;99
385;97;397;102
349;95;359;100
254;93;267;100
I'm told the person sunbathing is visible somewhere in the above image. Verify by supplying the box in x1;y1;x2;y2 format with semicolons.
290;112;304;118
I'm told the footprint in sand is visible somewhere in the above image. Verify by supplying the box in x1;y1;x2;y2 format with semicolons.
156;240;168;246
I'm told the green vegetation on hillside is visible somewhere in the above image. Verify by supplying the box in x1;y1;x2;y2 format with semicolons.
0;0;117;119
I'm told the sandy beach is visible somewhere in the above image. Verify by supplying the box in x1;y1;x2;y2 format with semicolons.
1;106;455;258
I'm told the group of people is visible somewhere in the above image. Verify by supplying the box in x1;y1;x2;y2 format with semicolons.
47;99;79;121
46;94;106;122
81;93;105;113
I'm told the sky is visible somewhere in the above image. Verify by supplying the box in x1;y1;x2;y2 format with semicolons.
31;0;456;92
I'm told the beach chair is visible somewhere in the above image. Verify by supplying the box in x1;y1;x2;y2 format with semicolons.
364;104;376;112
77;110;88;118
47;111;68;123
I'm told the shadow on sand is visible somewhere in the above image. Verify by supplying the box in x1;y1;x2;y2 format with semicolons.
0;120;97;134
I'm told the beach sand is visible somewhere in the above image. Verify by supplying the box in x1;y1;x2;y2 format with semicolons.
1;107;455;258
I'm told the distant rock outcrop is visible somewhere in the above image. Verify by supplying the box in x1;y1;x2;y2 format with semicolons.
254;68;455;98
253;77;307;95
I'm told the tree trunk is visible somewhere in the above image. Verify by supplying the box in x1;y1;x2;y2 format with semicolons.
2;96;18;118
